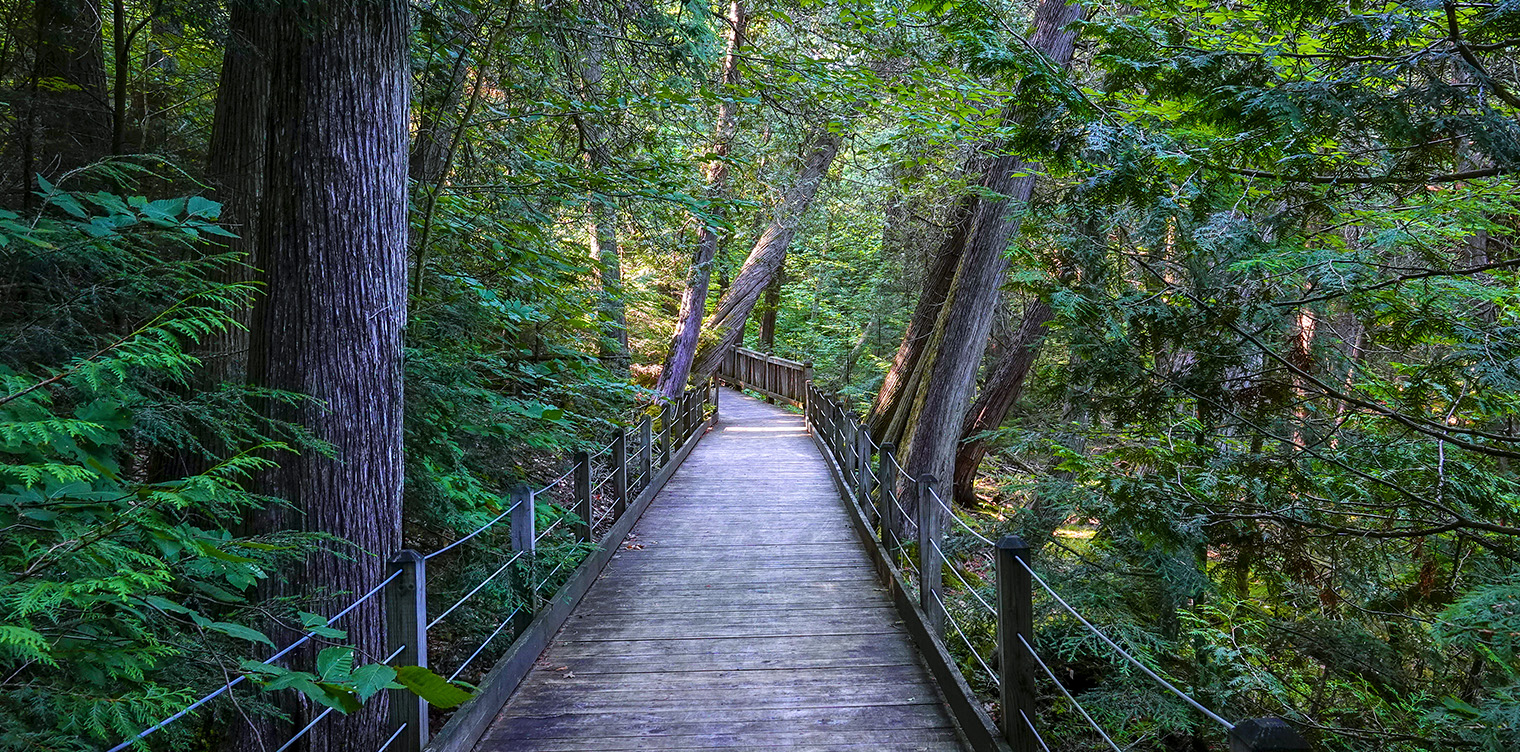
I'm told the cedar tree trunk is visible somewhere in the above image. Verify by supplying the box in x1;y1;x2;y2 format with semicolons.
657;0;746;399
900;0;1083;484
690;129;843;379
243;1;410;749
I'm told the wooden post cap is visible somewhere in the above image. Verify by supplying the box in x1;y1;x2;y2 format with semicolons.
997;535;1029;553
1229;719;1310;752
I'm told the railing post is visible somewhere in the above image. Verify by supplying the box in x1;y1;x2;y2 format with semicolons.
573;451;592;542
997;536;1034;752
854;423;873;525
639;416;652;496
918;474;944;635
612;427;628;519
1229;719;1312;752
659;404;672;468
386;550;428;752
510;483;537;632
879;442;898;559
833;399;848;468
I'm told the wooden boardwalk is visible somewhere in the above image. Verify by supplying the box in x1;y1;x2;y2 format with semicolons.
473;390;969;752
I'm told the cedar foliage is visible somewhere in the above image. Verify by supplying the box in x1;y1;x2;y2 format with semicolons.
0;0;1516;750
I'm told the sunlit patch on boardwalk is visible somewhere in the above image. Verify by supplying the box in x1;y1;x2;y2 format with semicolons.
474;391;969;751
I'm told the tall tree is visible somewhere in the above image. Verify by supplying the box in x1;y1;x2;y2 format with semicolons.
950;299;1053;505
898;0;1083;485
656;0;747;400
27;0;109;197
201;0;270;386
568;0;629;370
866;191;976;444
243;1;410;749
691;128;843;379
754;257;783;350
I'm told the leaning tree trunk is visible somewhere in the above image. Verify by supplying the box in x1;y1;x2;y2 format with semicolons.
690;130;844;379
242;1;409;750
900;0;1083;485
866;191;977;444
201;0;270;387
656;0;747;400
950;300;1054;506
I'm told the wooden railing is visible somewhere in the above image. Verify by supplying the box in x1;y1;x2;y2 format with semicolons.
803;383;1311;752
106;380;721;752
717;346;810;405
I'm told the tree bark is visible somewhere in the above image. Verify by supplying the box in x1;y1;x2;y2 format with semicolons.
569;0;629;370
202;0;270;386
900;0;1083;485
29;0;109;189
950;300;1054;506
755;258;783;350
690;129;843;379
242;1;409;750
865;191;976;444
656;0;746;400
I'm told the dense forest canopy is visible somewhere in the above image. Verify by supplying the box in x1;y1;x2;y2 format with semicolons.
0;0;1516;749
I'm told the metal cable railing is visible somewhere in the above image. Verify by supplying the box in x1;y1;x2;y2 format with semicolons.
800;378;1295;752
428;552;526;629
1021;633;1124;752
1013;554;1236;730
103;569;404;752
932;588;999;688
104;382;723;752
375;723;408;752
448;606;523;681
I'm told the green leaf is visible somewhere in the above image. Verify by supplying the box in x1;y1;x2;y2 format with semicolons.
393;665;473;709
298;611;347;639
316;646;354;681
187;195;222;218
207;621;274;647
351;663;398;701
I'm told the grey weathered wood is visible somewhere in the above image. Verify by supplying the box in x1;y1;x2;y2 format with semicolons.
880;442;901;562
659;404;672;468
611;428;628;519
918;474;945;635
470;392;968;752
573;451;591;542
809;419;1012;752
386;550;428;752
997;536;1034;752
509;484;537;630
1229;719;1312;752
855;422;873;527
423;409;715;752
639;416;652;492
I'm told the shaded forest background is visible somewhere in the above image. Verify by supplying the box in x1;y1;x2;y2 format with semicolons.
0;0;1517;750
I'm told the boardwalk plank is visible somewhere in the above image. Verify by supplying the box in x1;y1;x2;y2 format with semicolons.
471;391;969;752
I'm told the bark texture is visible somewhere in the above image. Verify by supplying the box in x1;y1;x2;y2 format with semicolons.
755;258;783;350
243;1;410;749
202;1;270;386
29;0;109;189
900;0;1083;485
657;0;746;399
570;0;629;369
866;191;976;444
690;130;843;379
950;300;1054;506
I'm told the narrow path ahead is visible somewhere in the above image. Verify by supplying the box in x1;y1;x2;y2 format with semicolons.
473;390;968;751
